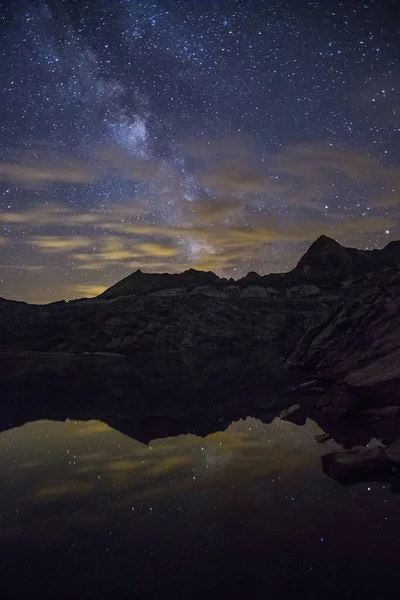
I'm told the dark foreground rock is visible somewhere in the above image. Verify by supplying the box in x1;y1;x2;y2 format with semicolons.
322;446;390;484
322;440;400;490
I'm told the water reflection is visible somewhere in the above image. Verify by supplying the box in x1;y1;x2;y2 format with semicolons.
1;418;327;533
1;417;400;599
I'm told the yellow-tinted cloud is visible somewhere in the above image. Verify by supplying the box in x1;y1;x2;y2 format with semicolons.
0;264;44;271
4;198;397;281
0;204;70;225
32;236;93;251
276;142;381;182
72;284;108;297
149;455;192;475
373;192;400;207
135;242;179;257
0;158;100;188
72;239;180;271
109;214;397;250
35;481;93;499
183;197;244;223
201;165;266;193
0;203;142;229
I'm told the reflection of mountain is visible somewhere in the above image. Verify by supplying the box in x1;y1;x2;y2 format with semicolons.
0;416;330;510
0;347;289;439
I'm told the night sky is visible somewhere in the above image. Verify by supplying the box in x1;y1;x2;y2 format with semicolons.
0;0;399;303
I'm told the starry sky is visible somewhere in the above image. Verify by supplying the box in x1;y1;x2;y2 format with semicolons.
0;0;399;302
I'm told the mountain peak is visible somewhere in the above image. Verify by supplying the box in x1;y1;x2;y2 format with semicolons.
382;240;400;257
289;236;353;284
183;268;202;274
242;271;261;281
181;268;219;280
307;235;342;253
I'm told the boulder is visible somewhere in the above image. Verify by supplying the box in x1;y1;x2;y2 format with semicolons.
321;446;388;483
240;286;270;298
299;284;321;296
280;404;300;419
360;407;400;419
315;432;332;443
149;288;187;298
188;286;228;298
385;439;400;465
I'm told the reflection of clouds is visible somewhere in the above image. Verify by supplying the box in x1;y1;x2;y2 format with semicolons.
148;455;193;476
1;417;326;494
64;419;112;437
0;416;340;543
35;481;93;499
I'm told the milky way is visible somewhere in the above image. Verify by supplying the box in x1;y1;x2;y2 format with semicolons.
0;0;399;302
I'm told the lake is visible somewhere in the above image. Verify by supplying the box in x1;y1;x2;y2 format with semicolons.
1;416;400;599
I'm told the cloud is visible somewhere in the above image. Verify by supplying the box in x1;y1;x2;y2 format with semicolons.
0;203;80;226
4;197;397;279
0;203;142;228
275;142;382;182
189;138;400;213
72;239;180;270
0;264;44;271
182;197;244;223
107;213;397;255
268;142;400;211
372;192;400;207
135;243;180;257
96;145;178;185
35;482;93;499
71;284;108;297
74;250;139;262
201;165;266;193
2;135;399;304
0;204;69;225
0;156;100;188
31;236;93;251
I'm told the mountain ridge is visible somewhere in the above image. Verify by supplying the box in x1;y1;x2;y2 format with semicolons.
96;235;400;300
1;235;398;305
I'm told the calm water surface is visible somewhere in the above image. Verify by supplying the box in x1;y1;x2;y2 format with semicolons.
1;416;400;599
